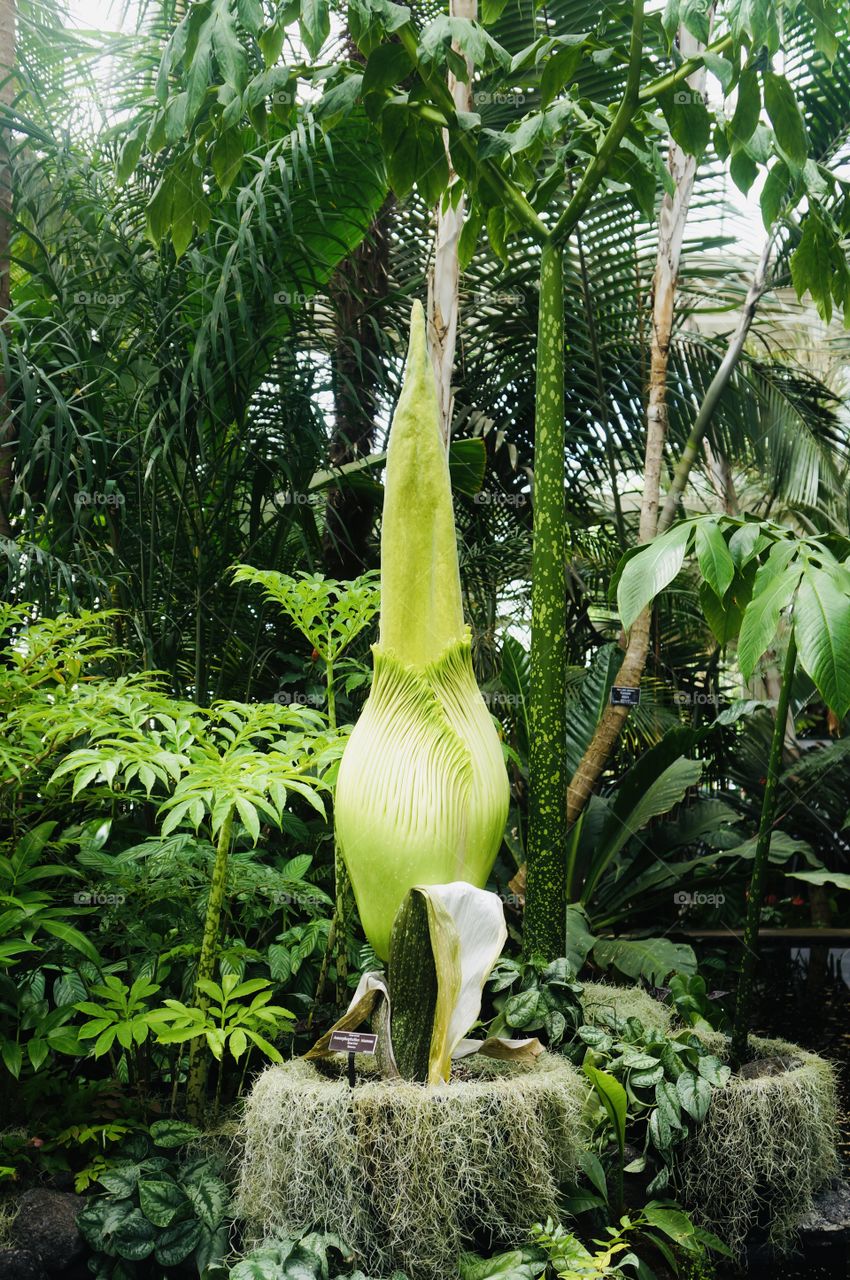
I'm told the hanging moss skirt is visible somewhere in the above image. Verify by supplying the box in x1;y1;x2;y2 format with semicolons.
678;1032;840;1258
235;1052;587;1280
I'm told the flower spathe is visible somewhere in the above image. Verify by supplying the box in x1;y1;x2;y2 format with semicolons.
334;301;510;960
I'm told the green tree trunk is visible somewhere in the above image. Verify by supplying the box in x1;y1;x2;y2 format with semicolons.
0;0;16;538
187;808;233;1118
731;631;797;1066
524;242;567;958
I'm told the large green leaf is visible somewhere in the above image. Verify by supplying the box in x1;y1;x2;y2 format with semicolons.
581;727;705;902
138;1179;187;1229
787;868;850;890
590;936;698;986
617;523;693;631
153;1218;203;1267
794;563;850;717
763;71;808;169
694;520;735;600
675;1069;712;1121
737;553;802;681
583;1062;627;1156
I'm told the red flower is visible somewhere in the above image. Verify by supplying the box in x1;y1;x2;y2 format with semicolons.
791;896;805;906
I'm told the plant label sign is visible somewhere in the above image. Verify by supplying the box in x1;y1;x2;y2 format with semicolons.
610;685;641;706
329;1031;378;1055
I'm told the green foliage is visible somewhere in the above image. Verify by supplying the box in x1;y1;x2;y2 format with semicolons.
487;956;583;1048
215;1232;407;1279
231;569;380;668
577;1012;730;1196
0;821;99;969
232;567;380;726
77;1125;231;1278
155;970;294;1065
461;1201;729;1280
617;515;850;719
0;962;84;1079
75;975;168;1063
0;606;340;1116
665;975;725;1033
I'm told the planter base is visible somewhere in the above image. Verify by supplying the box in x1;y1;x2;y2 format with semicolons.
680;1033;841;1258
235;1052;586;1279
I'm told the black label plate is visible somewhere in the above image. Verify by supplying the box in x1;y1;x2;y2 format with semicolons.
329;1030;378;1055
610;685;641;706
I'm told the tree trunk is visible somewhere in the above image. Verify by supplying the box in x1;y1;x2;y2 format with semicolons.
0;0;16;539
563;182;773;840
657;232;772;529
524;241;567;957
704;438;740;514
565;28;707;826
187;808;234;1119
731;631;797;1066
427;0;476;445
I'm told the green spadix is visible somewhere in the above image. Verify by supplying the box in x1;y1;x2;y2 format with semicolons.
335;301;510;960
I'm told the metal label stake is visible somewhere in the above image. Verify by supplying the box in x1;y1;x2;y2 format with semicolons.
328;1030;378;1089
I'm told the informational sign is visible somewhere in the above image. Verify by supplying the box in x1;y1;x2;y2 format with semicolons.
328;1030;378;1055
610;686;641;706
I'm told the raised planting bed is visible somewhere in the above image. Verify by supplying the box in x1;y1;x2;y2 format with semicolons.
679;1032;841;1259
235;1051;587;1280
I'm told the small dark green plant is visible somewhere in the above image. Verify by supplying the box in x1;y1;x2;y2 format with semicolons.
487;956;583;1048
77;1121;231;1277
664;975;726;1033
211;1232;409;1280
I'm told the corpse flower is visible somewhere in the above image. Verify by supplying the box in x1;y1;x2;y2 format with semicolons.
334;300;510;962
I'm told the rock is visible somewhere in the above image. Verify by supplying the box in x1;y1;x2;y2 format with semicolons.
11;1189;85;1274
797;1180;850;1240
0;1248;48;1280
